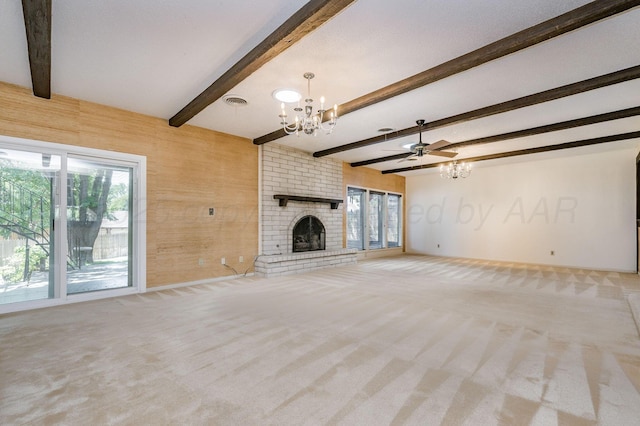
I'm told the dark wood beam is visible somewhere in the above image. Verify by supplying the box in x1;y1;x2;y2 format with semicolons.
254;0;640;145
21;0;51;99
350;106;640;167
350;153;408;167
381;131;640;174
316;64;640;157
169;0;356;127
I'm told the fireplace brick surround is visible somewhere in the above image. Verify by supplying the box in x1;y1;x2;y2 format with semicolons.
257;144;356;277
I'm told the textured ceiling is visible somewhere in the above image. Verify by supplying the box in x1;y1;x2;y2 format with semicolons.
1;0;639;175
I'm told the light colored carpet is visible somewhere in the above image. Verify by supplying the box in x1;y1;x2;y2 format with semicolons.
1;255;639;425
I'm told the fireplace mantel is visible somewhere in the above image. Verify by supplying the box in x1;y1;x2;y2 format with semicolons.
273;194;343;209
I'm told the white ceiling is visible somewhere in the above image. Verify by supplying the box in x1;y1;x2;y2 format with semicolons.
2;0;639;176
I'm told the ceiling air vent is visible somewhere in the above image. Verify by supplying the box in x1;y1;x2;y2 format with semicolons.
223;95;248;107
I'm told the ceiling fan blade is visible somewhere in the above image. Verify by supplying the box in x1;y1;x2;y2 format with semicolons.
427;150;458;158
426;139;450;151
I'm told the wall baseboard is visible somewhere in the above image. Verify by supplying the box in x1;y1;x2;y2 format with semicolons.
357;247;404;260
146;273;254;293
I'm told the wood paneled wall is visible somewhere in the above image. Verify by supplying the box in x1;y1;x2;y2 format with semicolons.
0;82;258;288
342;163;406;249
343;163;405;194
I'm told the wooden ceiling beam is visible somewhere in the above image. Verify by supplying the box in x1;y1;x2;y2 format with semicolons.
316;64;640;157
21;0;51;99
350;152;408;167
350;106;640;167
169;0;356;128
381;131;640;174
254;0;640;145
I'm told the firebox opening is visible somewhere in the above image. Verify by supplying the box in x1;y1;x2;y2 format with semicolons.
292;215;326;253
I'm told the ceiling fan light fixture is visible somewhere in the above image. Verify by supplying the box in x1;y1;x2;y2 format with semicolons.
398;119;457;162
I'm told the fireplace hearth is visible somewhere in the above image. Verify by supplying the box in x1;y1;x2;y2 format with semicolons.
292;215;325;253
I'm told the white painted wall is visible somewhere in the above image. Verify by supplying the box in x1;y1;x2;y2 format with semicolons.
406;142;640;272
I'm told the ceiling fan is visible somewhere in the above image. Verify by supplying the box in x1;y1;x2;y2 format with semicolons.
401;119;458;161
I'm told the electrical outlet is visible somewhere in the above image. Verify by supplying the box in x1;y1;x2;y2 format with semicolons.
209;207;215;216
239;256;244;263
221;257;225;265
198;258;204;266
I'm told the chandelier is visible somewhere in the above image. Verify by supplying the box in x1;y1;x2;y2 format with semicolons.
277;72;338;136
440;160;471;179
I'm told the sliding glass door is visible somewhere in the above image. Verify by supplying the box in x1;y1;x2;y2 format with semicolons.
0;149;59;304
0;139;145;310
66;157;132;294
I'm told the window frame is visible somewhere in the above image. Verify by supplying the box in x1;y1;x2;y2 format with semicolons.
346;185;402;252
0;134;146;314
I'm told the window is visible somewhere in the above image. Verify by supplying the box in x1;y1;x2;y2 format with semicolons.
0;136;146;312
347;186;402;251
347;188;365;250
369;192;384;249
387;194;402;248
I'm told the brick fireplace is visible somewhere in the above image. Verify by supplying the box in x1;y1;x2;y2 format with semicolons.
256;144;356;277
